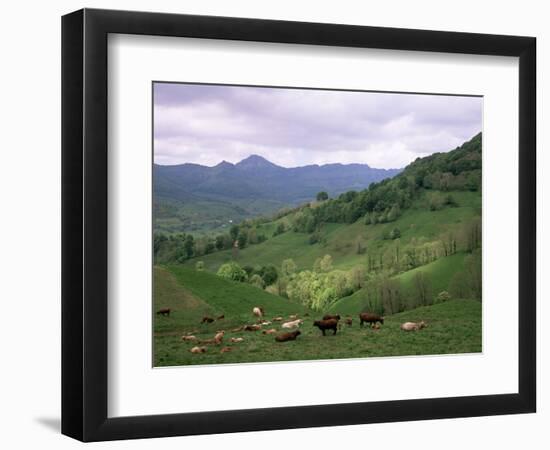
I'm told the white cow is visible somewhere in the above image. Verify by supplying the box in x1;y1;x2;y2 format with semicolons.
282;319;303;329
400;321;427;331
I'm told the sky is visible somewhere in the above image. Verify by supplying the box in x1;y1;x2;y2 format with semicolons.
153;82;482;169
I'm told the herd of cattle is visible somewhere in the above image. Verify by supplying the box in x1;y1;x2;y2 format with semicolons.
158;306;428;356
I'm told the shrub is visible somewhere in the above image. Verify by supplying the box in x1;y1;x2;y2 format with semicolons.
281;258;297;277
272;222;286;237
259;264;278;286
217;262;247;282
316;191;329;201
428;193;445;211
308;232;320;245
390;227;401;240
249;274;265;289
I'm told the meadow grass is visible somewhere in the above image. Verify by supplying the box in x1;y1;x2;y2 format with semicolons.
154;265;481;367
155;296;481;367
395;251;467;297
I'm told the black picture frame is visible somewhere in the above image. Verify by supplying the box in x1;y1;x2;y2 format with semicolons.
62;8;536;442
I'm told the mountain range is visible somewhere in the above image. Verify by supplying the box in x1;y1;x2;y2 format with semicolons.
154;155;401;233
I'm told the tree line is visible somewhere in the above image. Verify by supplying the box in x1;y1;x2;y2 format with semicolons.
291;133;481;233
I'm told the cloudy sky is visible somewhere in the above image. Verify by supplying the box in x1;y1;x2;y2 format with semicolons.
153;83;482;169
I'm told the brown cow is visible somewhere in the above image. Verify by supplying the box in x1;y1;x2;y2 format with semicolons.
313;319;339;336
275;330;301;342
262;328;278;335
322;314;341;321
243;324;261;331
359;312;384;327
201;316;215;324
156;308;171;317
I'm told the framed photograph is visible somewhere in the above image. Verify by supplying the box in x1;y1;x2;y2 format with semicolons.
62;8;536;442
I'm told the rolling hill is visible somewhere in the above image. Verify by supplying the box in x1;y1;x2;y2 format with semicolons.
154;133;482;365
327;252;469;315
179;189;480;273
154;264;481;367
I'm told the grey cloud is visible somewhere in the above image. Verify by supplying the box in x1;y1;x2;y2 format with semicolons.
153;83;482;169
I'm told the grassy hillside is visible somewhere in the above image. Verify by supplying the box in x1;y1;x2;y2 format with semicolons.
154;265;311;340
395;251;467;298
328;252;467;316
166;265;310;316
156;293;481;367
186;190;480;273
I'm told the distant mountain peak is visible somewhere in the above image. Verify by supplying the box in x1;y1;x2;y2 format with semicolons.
236;154;280;169
214;160;234;169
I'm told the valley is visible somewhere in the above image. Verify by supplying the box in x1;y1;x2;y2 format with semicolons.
153;133;483;366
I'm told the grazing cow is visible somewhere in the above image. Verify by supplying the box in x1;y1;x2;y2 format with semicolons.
322;314;341;321
282;319;303;329
359;312;384;327
260;321;272;326
400;321;427;331
272;316;283;322
216;314;225;320
230;337;244;343
181;335;197;341
201;316;215;324
190;346;207;354
275;330;301;342
262;328;278;335
214;331;225;344
313;319;339;336
156;308;171;317
243;324;261;331
344;318;353;326
253;307;265;318
220;347;233;353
